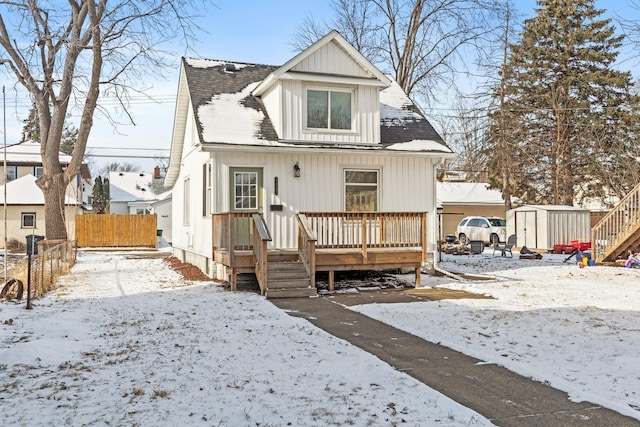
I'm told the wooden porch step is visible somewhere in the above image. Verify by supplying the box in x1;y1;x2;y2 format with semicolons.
264;259;316;299
264;287;318;298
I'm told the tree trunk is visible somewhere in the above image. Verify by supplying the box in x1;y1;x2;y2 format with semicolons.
37;172;69;241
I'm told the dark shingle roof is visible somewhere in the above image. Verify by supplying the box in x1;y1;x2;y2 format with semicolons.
181;57;450;153
182;58;279;143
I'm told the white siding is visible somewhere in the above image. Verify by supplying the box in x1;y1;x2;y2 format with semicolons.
292;40;372;78
214;150;438;251
279;81;380;144
171;108;213;269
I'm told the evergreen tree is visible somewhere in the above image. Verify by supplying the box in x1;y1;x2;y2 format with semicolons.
91;176;109;214
20;105;79;156
485;0;640;206
20;105;40;142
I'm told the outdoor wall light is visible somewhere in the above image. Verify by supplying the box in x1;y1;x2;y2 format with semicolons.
293;161;301;178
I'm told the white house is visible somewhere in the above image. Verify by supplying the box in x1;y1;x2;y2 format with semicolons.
0;140;89;249
108;168;167;214
165;30;455;289
0;140;91;209
0;174;81;247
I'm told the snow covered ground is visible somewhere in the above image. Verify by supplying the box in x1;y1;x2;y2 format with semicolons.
0;248;639;425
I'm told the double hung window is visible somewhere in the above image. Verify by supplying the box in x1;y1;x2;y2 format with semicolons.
344;169;379;212
307;89;352;130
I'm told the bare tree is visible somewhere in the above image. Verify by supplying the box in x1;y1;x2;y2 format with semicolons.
0;0;211;240
292;0;506;101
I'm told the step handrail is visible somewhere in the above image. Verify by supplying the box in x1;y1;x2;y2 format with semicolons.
252;214;272;295
591;183;640;262
296;213;317;289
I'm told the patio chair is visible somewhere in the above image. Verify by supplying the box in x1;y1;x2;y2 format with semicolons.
493;234;517;258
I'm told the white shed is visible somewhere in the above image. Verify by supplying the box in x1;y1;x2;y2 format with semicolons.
506;205;591;251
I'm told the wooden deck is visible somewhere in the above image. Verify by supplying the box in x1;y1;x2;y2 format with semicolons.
212;212;428;297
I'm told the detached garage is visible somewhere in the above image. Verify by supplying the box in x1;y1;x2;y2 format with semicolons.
506;205;591;251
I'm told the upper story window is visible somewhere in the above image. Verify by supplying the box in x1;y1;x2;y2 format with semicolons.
307;89;353;131
6;166;17;182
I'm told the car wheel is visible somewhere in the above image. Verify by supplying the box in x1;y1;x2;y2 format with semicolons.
490;234;500;245
458;234;468;245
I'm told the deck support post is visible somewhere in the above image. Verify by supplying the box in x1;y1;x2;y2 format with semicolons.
414;267;421;288
329;270;335;292
230;269;237;291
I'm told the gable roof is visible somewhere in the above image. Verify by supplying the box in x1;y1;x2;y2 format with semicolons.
5;140;72;164
109;171;158;203
166;31;453;187
252;30;391;96
0;174;78;205
437;182;507;206
4;140;91;179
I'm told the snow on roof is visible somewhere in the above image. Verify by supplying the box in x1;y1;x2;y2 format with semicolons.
0;174;78;205
4;140;72;163
386;140;452;152
185;58;253;71
199;81;280;145
379;79;422;123
509;204;590;212
437;182;506;205
109;171;158;202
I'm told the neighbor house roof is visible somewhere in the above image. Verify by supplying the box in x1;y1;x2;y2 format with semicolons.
0;174;78;205
4;140;91;179
109;171;158;203
437;182;507;206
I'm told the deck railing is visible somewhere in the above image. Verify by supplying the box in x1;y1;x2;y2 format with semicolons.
591;183;640;262
212;212;254;265
296;213;317;288
252;214;271;294
301;211;427;262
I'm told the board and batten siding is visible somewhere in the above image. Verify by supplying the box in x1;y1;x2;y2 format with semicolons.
292;40;372;78
214;150;437;250
279;80;380;144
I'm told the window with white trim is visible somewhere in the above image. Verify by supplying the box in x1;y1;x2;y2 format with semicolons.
344;169;379;212
307;89;353;130
202;162;213;216
21;212;36;228
183;177;190;225
34;166;44;178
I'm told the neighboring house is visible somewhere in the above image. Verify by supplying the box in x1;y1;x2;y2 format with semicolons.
108;168;166;215
150;191;172;244
437;182;515;238
0;174;81;247
165;30;454;292
0;140;91;209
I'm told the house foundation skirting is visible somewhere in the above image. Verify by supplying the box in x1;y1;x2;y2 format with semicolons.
173;247;214;278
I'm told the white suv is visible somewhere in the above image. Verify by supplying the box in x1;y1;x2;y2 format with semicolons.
456;216;506;245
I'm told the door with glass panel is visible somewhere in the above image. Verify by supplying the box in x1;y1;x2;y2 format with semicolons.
229;168;263;247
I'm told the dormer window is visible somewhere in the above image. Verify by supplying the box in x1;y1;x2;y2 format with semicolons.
306;88;353;131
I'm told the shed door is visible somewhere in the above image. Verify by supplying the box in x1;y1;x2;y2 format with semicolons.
515;210;538;249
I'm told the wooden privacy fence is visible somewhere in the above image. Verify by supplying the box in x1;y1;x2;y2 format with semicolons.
75;214;157;247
